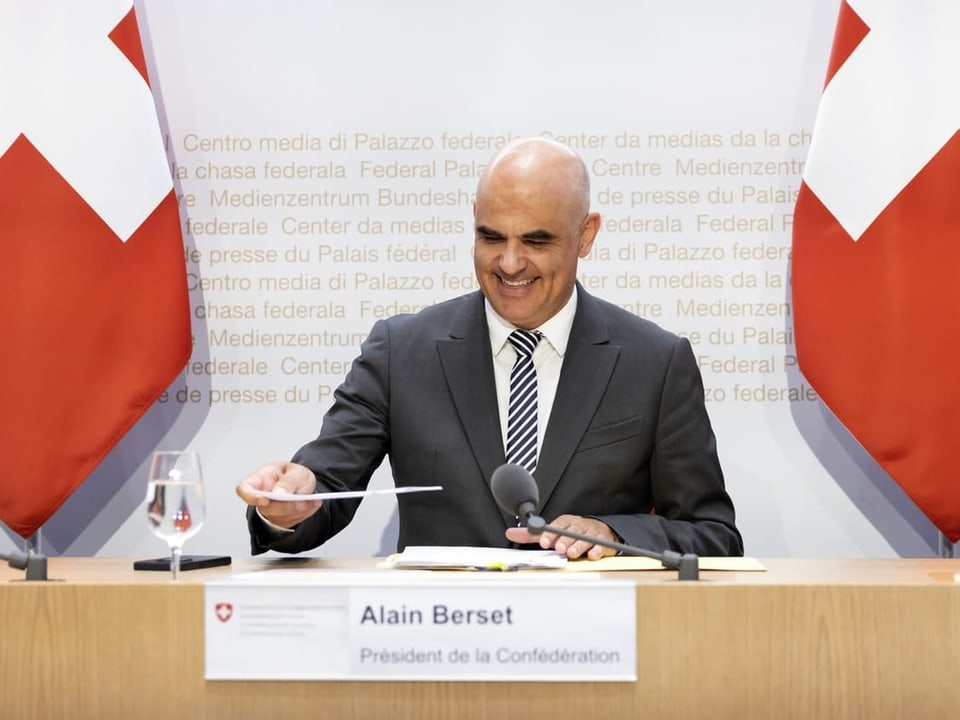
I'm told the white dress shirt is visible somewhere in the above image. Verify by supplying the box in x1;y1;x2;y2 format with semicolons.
484;286;578;459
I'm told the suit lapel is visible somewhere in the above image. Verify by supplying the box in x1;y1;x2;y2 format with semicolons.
437;293;506;501
536;289;620;509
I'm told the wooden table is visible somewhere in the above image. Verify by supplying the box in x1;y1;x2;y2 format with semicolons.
2;557;959;719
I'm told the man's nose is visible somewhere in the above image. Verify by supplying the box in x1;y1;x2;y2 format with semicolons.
499;240;526;274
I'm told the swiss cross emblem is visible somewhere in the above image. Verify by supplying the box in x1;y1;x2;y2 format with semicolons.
215;602;234;622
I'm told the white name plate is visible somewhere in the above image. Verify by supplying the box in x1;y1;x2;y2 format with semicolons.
205;572;636;681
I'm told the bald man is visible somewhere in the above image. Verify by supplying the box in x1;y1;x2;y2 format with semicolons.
236;138;743;559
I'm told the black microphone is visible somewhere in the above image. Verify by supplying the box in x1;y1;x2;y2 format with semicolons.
490;463;699;581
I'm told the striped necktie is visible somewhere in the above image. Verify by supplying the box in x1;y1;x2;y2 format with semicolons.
505;329;542;473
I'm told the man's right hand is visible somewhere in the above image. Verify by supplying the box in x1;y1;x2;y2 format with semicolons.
235;462;323;529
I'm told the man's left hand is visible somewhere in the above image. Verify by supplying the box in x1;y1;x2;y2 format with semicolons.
505;514;619;560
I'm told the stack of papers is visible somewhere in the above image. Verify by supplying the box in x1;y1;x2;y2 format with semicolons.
385;546;568;571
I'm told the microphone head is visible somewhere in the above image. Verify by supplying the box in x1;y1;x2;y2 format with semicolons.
490;463;539;517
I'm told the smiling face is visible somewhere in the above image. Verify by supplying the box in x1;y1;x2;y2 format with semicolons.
473;139;600;330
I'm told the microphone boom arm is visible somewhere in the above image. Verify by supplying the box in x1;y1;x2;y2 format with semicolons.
526;514;699;581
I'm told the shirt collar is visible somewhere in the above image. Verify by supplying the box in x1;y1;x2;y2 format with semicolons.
485;285;578;357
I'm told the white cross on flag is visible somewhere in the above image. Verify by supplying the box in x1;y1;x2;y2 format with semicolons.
0;1;191;538
792;0;960;542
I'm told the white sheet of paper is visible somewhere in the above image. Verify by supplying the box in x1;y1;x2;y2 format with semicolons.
251;485;442;501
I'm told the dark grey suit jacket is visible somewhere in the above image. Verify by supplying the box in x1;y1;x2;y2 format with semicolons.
249;285;742;556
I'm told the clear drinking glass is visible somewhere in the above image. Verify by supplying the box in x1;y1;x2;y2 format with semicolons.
145;451;206;580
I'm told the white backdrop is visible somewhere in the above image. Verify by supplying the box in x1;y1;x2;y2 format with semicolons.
2;0;941;560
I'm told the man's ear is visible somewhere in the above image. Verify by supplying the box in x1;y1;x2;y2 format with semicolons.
578;212;601;257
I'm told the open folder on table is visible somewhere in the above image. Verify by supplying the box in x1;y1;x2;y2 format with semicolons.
381;546;766;572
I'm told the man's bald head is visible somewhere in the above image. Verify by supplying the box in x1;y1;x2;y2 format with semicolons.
477;137;591;224
472;136;600;330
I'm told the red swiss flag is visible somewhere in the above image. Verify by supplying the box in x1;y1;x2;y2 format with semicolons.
792;1;960;542
0;3;191;537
